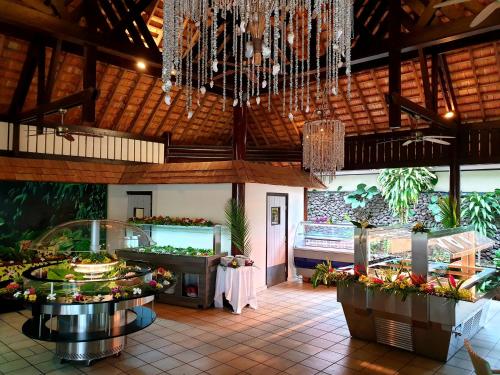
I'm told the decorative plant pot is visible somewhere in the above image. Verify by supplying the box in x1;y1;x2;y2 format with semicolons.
337;283;368;309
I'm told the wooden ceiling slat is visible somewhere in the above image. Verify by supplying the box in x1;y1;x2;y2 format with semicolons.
111;72;141;130
126;77;158;133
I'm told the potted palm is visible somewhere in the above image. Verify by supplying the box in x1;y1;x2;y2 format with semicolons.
224;199;252;261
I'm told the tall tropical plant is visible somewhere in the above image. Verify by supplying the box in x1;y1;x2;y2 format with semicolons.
344;184;379;209
377;168;438;223
429;196;460;228
462;191;500;238
224;199;252;257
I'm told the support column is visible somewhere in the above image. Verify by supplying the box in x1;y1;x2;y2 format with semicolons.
388;0;401;128
450;138;461;223
231;106;247;256
163;132;171;163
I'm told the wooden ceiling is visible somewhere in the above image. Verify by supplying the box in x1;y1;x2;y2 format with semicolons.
0;0;498;148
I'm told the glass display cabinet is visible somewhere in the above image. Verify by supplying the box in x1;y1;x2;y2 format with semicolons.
338;225;498;361
118;224;229;309
18;220;157;365
293;222;354;279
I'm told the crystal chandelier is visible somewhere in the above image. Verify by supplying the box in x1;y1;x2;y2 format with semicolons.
162;0;353;117
302;91;345;182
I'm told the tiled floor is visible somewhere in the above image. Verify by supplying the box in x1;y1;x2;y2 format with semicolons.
1;281;499;375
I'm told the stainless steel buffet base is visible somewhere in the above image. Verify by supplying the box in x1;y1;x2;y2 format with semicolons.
23;295;155;365
338;286;492;361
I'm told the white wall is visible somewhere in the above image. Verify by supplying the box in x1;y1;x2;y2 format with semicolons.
325;167;500;193
108;184;232;224
245;183;304;291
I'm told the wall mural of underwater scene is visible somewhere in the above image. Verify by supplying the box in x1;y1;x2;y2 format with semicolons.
0;182;107;283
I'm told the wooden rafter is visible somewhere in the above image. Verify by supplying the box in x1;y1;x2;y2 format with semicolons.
97;70;124;128
268;99;296;145
352;74;377;132
438;54;459;116
177;94;211;142
142;90;167;136
126;78;158;133
338;86;359;134
151;89;181;137
192;99;223;143
409;60;426;106
370;69;388;119
111;72;142;130
247;105;275;145
418;49;432;109
467;48;486;120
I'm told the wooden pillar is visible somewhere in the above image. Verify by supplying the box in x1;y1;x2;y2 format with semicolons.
233;105;248;161
388;0;401;128
450;137;461;223
163;131;171;163
83;44;97;123
36;43;46;133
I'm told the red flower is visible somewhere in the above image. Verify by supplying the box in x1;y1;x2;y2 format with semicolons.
448;275;457;288
410;273;426;286
424;284;435;293
6;282;20;291
371;277;384;285
328;267;335;273
354;264;366;276
156;267;166;275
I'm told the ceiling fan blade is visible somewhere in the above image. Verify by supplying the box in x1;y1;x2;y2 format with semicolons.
424;138;451;146
470;2;500;28
376;140;397;145
423;135;456;139
402;139;414;147
434;0;469;8
68;132;104;138
63;133;75;142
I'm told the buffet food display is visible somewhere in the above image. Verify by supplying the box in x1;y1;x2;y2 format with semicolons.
1;220;160;365
293;222;354;278
335;225;498;361
118;223;228;309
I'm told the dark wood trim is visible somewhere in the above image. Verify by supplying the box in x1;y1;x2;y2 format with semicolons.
388;0;401;129
83;44;97;123
16;88;98;123
265;193;289;286
233;106;248;160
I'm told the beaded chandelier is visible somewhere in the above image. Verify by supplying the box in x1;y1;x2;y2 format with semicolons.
162;0;353;117
302;91;345;181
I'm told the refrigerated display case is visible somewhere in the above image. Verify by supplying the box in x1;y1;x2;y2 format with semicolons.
293;222;354;278
338;225;498;361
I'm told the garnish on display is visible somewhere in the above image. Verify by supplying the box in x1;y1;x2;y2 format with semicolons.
138;245;213;257
129;216;215;227
229;259;239;269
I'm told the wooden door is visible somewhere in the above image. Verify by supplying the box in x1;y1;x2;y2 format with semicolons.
266;194;288;287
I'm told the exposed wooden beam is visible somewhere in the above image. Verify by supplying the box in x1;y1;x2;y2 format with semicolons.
370;69;389;121
45;39;61;101
431;53;439;112
16;88;98;123
414;0;441;30
83;44;97;123
192;98;223;143
418;49;433;109
389;93;457;131
467;48;486;121
247;105;275;146
439;54;459;116
338;86;360;135
8;40;39;117
388;0;401;129
268;99;297;145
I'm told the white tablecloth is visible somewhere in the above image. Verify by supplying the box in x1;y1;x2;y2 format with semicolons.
214;265;258;314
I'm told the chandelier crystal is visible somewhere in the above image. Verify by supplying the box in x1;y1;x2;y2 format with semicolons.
162;0;353;116
302;91;345;182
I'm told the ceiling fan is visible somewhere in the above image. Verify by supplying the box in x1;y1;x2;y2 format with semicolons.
377;131;455;147
27;109;103;142
434;0;500;28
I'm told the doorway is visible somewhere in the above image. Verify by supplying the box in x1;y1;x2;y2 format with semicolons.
127;191;152;219
266;193;288;287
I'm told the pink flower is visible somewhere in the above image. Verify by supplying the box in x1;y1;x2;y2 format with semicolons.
149;280;158;288
448;275;457;289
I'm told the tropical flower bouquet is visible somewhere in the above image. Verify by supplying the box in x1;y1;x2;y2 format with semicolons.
312;261;474;302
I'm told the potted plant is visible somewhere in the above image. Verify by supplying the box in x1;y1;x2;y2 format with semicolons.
224;199;252;258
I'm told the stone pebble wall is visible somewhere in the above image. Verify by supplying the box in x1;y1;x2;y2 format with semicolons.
307;191;499;260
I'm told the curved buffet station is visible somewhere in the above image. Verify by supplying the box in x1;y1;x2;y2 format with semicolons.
18;220;158;365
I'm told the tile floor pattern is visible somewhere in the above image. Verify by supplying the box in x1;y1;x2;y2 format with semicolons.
0;281;499;375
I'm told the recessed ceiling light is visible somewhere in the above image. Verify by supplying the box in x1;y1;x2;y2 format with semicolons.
136;61;147;70
444;111;455;119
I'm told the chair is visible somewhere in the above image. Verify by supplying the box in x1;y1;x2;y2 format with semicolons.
464;339;500;375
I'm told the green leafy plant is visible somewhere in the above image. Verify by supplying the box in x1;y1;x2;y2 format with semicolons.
225;199;252;257
429;195;459;229
344;184;379;209
377;168;438;223
462;191;500;238
495;250;500;269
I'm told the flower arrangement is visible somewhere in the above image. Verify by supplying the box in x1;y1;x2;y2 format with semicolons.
129;216;215;227
154;267;176;286
311;261;474;302
412;222;429;234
